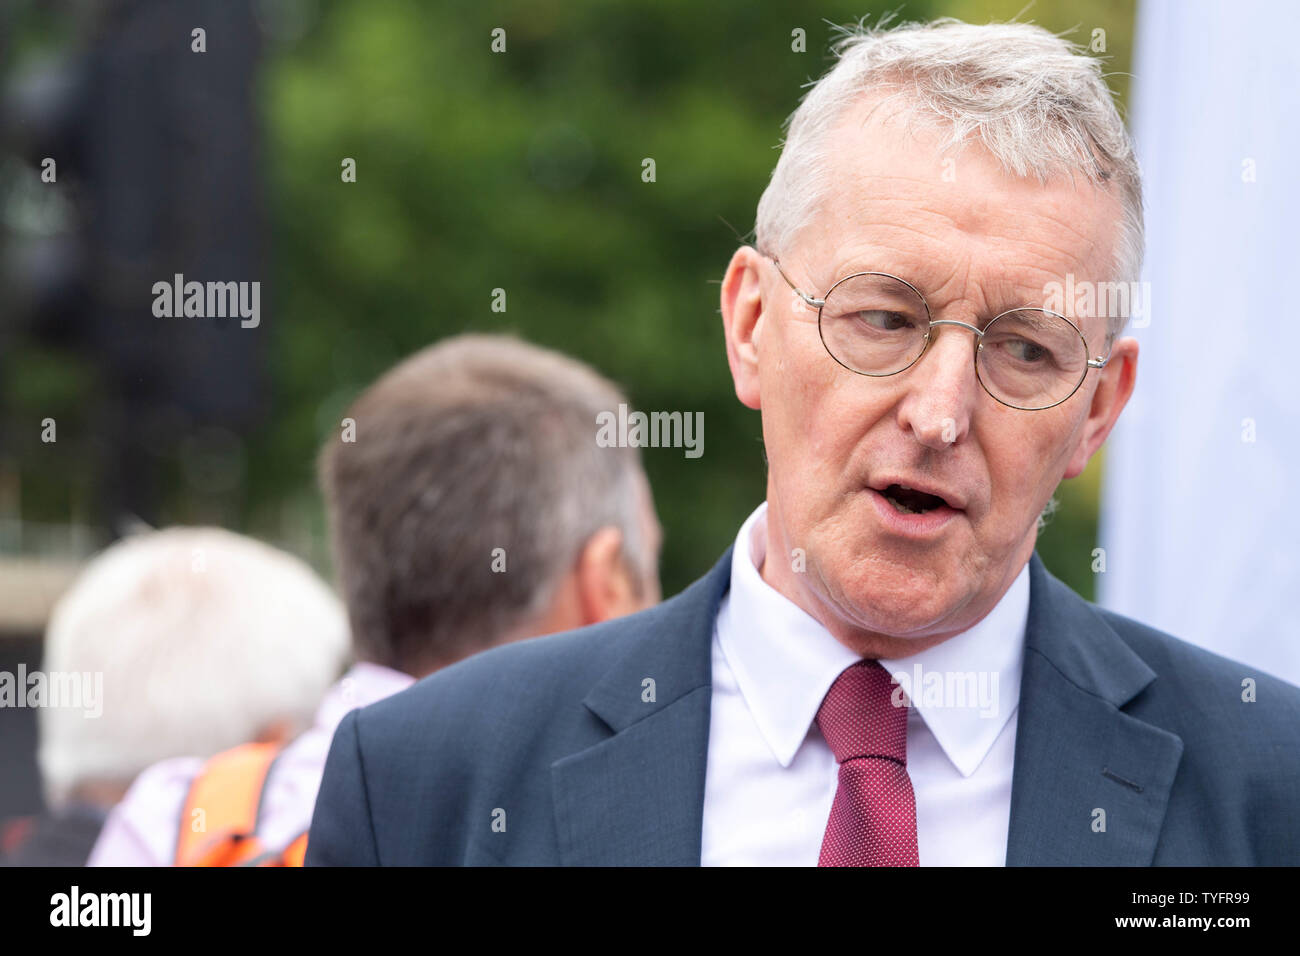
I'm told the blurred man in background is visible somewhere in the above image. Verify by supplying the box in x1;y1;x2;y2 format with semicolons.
89;333;662;865
1;527;348;866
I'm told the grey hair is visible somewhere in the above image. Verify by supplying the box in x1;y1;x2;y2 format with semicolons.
40;527;348;808
320;334;656;675
754;17;1144;340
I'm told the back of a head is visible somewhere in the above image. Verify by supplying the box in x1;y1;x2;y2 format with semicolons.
37;527;349;810
318;334;655;677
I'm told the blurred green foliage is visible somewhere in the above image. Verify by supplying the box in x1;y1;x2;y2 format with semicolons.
4;0;1136;602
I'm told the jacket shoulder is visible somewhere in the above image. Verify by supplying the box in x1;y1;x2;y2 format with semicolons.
325;558;726;864
1092;604;1300;801
357;549;730;736
1092;606;1300;862
1095;604;1300;713
359;593;678;734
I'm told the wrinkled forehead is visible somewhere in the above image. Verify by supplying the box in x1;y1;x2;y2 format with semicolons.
802;94;1123;302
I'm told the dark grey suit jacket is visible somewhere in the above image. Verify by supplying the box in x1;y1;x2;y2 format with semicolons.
306;550;1300;865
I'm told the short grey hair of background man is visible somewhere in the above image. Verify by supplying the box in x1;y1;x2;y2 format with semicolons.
319;332;663;678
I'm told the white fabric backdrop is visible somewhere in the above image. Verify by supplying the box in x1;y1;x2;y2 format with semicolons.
1098;0;1300;683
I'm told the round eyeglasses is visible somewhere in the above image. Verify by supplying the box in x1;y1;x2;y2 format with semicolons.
766;255;1111;411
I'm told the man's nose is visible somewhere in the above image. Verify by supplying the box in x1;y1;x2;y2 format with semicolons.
893;322;981;449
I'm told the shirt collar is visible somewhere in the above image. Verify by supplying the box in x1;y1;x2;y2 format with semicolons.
717;502;1027;778
314;661;415;736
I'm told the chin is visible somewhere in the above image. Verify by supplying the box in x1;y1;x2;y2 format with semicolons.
818;560;959;639
853;592;953;639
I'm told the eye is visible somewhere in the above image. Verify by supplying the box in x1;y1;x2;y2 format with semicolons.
1001;338;1049;363
983;334;1059;368
853;310;916;332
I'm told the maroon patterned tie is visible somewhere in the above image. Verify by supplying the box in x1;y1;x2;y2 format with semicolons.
815;660;919;866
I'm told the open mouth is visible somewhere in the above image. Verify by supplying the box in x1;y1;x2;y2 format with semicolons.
879;483;949;515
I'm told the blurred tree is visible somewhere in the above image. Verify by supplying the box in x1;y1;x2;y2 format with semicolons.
3;0;1136;600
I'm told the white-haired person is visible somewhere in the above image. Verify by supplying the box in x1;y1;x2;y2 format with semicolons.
307;18;1300;867
88;334;662;866
0;527;347;866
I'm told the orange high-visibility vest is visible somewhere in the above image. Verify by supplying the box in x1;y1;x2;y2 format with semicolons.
175;741;308;867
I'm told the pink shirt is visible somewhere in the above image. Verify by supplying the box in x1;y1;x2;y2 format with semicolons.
87;662;414;866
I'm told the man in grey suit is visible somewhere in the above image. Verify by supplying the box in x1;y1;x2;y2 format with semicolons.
307;19;1300;866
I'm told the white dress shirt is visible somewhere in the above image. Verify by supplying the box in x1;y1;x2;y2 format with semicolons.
701;503;1029;866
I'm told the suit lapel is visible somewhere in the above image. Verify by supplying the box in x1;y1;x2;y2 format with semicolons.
552;549;732;865
1005;555;1184;865
552;547;1185;865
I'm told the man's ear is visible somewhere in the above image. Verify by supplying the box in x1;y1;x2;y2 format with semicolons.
574;526;638;625
1063;336;1139;479
720;246;766;410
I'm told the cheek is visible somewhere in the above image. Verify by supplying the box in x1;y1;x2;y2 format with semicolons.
759;317;821;430
758;326;849;499
982;414;1080;520
761;334;861;466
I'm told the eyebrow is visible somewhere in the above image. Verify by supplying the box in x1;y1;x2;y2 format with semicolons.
824;255;941;291
822;258;1050;317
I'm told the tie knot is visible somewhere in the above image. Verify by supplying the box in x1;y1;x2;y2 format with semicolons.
815;661;909;765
